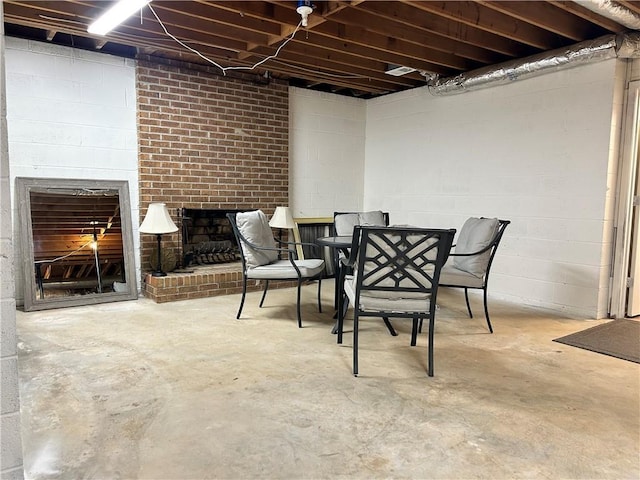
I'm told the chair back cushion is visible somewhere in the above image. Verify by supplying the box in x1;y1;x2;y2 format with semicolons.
334;213;359;236
452;217;499;277
334;210;386;236
236;210;278;268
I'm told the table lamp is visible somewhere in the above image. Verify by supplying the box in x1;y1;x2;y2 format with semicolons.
139;202;178;277
269;206;297;257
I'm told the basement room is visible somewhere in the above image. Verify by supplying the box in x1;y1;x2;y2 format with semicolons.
1;1;638;479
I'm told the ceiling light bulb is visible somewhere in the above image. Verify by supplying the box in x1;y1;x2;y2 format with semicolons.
88;0;151;36
296;1;313;27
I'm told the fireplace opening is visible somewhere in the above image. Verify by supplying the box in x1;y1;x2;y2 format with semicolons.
179;208;242;268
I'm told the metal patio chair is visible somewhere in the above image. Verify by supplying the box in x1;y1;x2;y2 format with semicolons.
439;217;510;333
227;210;325;328
336;226;455;377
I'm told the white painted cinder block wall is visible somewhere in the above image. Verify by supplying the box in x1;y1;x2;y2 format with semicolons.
364;60;620;319
290;59;624;319
289;87;366;218
1;7;24;476
5;38;140;304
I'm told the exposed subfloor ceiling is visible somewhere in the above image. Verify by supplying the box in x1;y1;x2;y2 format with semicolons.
3;1;640;97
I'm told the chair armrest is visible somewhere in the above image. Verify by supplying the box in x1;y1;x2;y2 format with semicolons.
449;219;509;258
235;229;294;255
275;238;323;257
339;255;355;269
339;227;362;268
449;243;493;257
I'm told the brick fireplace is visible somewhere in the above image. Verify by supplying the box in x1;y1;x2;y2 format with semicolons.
136;55;289;302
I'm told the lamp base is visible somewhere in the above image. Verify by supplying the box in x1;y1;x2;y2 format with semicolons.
151;271;167;277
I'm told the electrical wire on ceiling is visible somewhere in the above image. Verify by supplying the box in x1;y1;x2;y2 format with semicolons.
148;4;370;81
148;4;303;76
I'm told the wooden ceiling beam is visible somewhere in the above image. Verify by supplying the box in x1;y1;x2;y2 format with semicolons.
548;1;627;33
400;0;563;50
4;11;241;62
4;2;249;54
206;1;300;30
289;31;459;75
146;44;388;95
3;0;631;98
356;1;534;57
301;21;479;71
239;49;421;91
226;1;471;72
312;12;505;65
147;2;272;45
479;1;606;41
156;1;283;37
245;42;424;89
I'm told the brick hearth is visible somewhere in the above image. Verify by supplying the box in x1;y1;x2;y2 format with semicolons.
142;262;295;303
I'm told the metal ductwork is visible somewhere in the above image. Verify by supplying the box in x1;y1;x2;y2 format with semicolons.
427;32;640;95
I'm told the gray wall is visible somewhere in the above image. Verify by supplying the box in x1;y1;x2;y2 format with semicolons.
0;3;24;478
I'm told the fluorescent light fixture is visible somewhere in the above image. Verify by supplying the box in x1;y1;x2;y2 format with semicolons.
87;0;151;36
385;65;417;77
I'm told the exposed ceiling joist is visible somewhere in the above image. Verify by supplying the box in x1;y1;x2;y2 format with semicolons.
2;0;634;98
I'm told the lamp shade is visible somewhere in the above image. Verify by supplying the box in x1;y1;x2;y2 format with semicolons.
269;206;296;229
139;203;178;234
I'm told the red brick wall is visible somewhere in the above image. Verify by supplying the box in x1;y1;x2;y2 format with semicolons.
136;56;289;271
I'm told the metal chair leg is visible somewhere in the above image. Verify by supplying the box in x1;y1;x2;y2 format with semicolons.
236;276;248;319
383;317;398;336
353;311;359;376
259;280;269;307
410;318;419;346
296;279;303;328
483;287;494;333
337;282;345;343
317;278;322;313
464;287;473;318
427;317;435;377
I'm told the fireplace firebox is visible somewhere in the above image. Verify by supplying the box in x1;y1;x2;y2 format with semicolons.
179;208;242;268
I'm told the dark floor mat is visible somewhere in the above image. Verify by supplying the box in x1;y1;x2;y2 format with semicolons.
553;319;640;364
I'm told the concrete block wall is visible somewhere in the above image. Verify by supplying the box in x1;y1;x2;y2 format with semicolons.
136;57;289;270
364;60;619;319
1;9;24;478
289;87;366;218
4;38;139;304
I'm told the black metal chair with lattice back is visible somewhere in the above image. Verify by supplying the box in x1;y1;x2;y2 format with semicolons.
337;226;455;377
227;210;325;328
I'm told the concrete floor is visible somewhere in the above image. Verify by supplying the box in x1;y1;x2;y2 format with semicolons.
15;281;640;479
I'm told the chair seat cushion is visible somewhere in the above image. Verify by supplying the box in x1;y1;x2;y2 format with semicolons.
439;264;485;288
344;275;432;314
247;259;325;280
